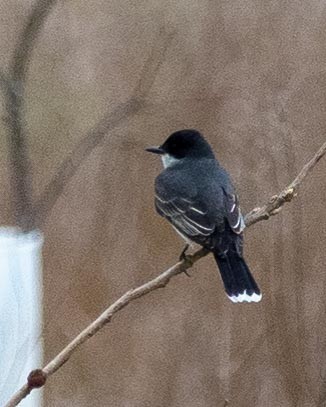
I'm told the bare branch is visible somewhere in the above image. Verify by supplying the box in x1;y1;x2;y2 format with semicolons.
1;0;57;230
4;139;326;407
32;29;174;228
3;385;30;407
2;2;173;230
4;248;208;407
245;140;326;226
31;97;143;228
2;72;33;231
10;0;58;83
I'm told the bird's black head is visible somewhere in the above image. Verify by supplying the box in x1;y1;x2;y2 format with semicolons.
146;129;215;159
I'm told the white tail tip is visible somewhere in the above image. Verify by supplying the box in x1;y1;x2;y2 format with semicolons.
228;290;262;303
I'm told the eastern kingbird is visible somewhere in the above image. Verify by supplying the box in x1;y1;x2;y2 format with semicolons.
146;129;261;303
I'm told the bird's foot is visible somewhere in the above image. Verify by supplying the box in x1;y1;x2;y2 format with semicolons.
179;244;190;261
179;244;191;277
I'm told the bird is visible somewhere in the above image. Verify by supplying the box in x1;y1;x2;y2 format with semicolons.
146;129;262;303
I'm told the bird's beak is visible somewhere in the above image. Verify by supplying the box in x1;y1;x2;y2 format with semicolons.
145;146;165;154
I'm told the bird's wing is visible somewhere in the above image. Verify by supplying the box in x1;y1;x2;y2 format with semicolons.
222;188;245;234
155;193;215;237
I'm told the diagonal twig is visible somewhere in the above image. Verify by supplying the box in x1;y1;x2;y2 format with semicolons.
4;138;326;407
1;0;58;231
32;29;174;228
245;139;326;226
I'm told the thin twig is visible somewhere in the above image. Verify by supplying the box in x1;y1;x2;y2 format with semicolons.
4;140;326;407
32;28;174;228
10;0;58;84
4;248;208;407
245;140;326;226
1;0;58;231
31;97;143;227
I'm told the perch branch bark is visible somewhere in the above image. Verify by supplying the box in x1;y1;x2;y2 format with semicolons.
4;139;326;407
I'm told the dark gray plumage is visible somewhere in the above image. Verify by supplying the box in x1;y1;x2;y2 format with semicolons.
146;129;261;303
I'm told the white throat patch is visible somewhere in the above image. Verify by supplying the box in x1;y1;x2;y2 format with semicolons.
161;154;179;168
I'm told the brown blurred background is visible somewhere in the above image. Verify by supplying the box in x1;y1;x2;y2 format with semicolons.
1;0;326;406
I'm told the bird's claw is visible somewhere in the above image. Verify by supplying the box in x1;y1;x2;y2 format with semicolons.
179;244;189;261
179;244;191;277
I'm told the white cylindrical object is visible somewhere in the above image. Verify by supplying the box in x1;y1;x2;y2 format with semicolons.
0;228;44;406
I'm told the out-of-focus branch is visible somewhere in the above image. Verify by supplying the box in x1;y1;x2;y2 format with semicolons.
32;29;174;228
1;0;172;230
5;139;326;407
31;97;142;227
1;0;57;231
245;139;326;226
10;0;58;84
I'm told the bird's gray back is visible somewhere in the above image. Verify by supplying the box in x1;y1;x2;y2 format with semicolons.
155;157;234;221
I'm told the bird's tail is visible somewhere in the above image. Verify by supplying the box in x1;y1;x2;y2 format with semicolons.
213;250;262;303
